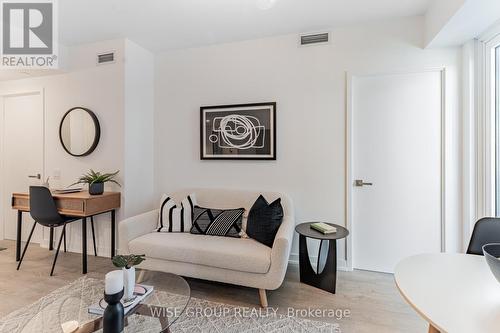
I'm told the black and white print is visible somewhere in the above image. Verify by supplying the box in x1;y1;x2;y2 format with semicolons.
157;193;197;233
190;206;244;238
200;103;276;160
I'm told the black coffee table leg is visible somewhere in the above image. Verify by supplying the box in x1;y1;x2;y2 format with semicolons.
299;234;338;293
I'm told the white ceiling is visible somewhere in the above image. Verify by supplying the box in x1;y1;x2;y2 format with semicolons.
59;0;433;52
0;0;433;81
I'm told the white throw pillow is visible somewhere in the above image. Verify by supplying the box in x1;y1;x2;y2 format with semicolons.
156;193;197;232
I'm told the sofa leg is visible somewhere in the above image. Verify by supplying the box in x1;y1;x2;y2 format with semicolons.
258;289;268;308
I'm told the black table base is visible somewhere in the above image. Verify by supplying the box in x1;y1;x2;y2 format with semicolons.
299;235;338;294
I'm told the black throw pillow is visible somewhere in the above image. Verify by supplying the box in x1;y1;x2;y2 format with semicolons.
246;195;284;247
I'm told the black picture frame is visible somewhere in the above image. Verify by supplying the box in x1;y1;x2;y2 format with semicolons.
200;102;276;160
59;107;101;157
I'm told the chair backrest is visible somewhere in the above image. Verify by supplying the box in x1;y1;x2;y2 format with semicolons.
467;217;500;255
29;186;62;226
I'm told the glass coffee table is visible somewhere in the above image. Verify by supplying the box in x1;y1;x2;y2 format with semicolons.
19;270;190;333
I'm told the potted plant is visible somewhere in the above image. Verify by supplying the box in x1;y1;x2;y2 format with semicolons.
71;170;121;195
112;254;146;301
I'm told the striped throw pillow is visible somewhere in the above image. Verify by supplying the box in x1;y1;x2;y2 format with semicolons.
157;193;197;232
190;206;245;238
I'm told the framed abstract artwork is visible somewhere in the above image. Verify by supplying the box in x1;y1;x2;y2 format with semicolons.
200;102;276;160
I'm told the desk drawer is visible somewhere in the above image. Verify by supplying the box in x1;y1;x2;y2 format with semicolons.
57;199;85;215
12;196;29;211
11;196;85;215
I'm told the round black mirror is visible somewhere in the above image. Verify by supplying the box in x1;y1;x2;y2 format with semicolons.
59;107;100;157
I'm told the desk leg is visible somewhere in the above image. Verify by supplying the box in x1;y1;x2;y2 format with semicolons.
82;217;87;274
49;227;54;251
111;210;116;258
16;211;22;262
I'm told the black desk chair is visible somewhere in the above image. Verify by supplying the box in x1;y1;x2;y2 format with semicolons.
466;217;500;255
17;186;96;276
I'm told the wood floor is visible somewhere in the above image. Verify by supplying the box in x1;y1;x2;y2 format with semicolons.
0;240;426;332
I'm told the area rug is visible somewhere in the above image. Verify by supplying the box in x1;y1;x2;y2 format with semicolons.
0;277;340;333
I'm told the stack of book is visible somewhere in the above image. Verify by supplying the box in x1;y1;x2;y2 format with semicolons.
310;222;337;234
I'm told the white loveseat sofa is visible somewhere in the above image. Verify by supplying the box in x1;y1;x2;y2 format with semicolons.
118;188;295;307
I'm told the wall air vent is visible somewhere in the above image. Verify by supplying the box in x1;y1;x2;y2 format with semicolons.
97;52;115;65
299;32;330;46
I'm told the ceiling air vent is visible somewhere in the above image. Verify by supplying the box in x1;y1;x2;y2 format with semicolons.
300;32;330;46
97;52;115;65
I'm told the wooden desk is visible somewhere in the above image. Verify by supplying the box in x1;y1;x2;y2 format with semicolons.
12;191;121;274
395;253;500;333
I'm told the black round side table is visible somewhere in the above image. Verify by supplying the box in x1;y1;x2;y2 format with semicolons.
295;222;349;294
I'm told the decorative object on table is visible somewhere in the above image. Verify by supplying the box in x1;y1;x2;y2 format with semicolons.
190;206;245;238
246;194;283;247
482;243;500;283
89;284;153;316
112;254;146;301
103;270;124;333
52;186;83;194
59;107;101;157
310;222;337;234
157;193;197;232
200;102;276;160
295;222;349;294
71;169;121;195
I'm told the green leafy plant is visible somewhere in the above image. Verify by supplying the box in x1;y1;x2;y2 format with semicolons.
112;254;146;269
70;169;121;187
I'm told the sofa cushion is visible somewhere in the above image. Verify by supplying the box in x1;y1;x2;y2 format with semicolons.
128;232;271;274
157;193;197;233
246;195;283;247
190;206;244;238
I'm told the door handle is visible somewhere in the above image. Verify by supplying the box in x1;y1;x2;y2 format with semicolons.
28;173;41;179
355;179;373;187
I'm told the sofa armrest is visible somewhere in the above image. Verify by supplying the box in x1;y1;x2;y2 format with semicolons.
267;215;295;289
118;209;159;254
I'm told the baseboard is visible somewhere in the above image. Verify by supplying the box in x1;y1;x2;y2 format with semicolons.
288;253;349;271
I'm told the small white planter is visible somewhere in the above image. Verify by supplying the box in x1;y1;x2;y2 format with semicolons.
123;267;135;301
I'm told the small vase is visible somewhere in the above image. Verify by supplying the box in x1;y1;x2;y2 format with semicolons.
89;182;104;195
123;267;135;301
103;289;124;333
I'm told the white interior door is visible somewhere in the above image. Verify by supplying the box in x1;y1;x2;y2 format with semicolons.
351;71;442;273
2;92;44;244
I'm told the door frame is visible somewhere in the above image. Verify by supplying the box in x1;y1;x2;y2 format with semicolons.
0;88;46;241
345;68;446;271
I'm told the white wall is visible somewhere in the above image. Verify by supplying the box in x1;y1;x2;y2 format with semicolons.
425;0;465;47
123;40;155;218
0;40;126;255
154;16;463;265
425;0;500;48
